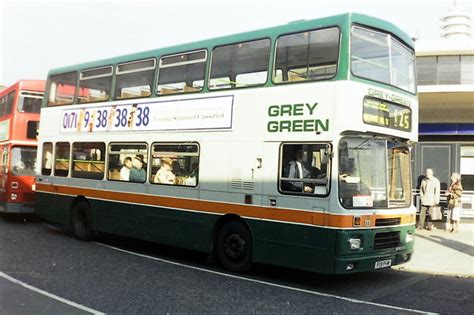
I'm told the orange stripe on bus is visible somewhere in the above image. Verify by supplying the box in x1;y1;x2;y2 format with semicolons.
35;183;415;228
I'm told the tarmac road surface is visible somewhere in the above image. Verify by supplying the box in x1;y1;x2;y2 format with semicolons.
0;215;472;314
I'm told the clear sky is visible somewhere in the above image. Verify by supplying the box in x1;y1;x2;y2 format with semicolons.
0;0;472;85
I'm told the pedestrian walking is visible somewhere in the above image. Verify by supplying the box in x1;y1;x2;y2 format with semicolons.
446;172;463;233
418;168;440;230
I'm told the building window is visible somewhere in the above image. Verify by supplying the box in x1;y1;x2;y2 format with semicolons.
416;55;474;85
461;55;474;84
107;143;148;183
280;143;331;195
460;146;474;191
71;142;105;180
416;56;437;85
150;143;199;187
54;142;70;177
438;56;460;85
42;142;53;175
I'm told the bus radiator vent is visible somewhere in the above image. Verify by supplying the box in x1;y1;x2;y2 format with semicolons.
373;231;400;250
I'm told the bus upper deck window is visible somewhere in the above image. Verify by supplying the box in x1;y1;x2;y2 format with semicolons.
209;39;270;90
78;66;113;104
115;59;155;100
47;72;78;106
157;50;207;95
273;27;340;83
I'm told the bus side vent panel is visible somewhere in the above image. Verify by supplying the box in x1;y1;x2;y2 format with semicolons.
231;179;243;190
230;179;255;191
243;181;255;191
373;231;400;250
375;218;401;226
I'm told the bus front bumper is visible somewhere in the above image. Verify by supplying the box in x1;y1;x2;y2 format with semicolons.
0;202;35;214
334;248;413;274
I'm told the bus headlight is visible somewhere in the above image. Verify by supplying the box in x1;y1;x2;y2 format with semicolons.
405;233;414;243
10;193;18;201
348;238;362;250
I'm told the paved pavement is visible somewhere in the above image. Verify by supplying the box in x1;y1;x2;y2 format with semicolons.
393;222;474;277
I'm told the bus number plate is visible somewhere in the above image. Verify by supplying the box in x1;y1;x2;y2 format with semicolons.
374;259;392;269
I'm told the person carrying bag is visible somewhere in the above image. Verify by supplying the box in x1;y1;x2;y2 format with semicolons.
446;172;463;233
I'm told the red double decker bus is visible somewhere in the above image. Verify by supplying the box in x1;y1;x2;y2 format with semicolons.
0;80;45;214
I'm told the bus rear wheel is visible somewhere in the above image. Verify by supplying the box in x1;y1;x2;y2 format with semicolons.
216;221;252;272
71;201;93;241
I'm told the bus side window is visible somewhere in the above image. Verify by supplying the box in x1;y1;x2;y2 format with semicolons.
71;142;106;180
280;143;330;195
150;143;199;187
78;66;113;104
209;39;271;90
273;27;340;84
54;142;70;177
107;143;148;183
47;72;77;106
42;142;53;175
115;59;155;100
157;50;207;95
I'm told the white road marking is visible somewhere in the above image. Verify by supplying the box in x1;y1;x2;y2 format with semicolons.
96;242;434;314
0;272;105;315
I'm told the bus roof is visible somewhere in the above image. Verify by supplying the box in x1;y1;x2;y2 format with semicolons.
47;13;414;76
0;80;46;95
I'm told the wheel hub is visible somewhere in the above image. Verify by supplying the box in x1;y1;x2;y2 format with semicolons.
224;233;246;261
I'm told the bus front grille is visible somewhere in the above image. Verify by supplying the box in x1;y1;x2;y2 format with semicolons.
374;231;400;250
375;218;401;226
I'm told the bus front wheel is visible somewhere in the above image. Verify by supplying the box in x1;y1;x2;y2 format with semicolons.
216;220;252;272
71;201;93;241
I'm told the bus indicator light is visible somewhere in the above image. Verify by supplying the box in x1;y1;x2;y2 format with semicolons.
353;216;361;226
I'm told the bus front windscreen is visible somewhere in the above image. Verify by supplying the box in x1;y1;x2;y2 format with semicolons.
11;146;37;176
339;137;411;209
351;26;416;94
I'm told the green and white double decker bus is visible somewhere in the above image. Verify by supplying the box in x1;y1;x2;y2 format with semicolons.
36;13;417;274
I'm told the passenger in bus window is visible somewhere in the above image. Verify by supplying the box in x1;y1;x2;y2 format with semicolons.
153;157;176;184
284;149;313;193
129;156;146;182
44;150;52;170
120;157;132;181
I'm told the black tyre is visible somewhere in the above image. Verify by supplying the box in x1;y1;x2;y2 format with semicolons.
71;201;93;241
216;220;252;272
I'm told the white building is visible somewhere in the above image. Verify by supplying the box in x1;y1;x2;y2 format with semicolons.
412;3;474;218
